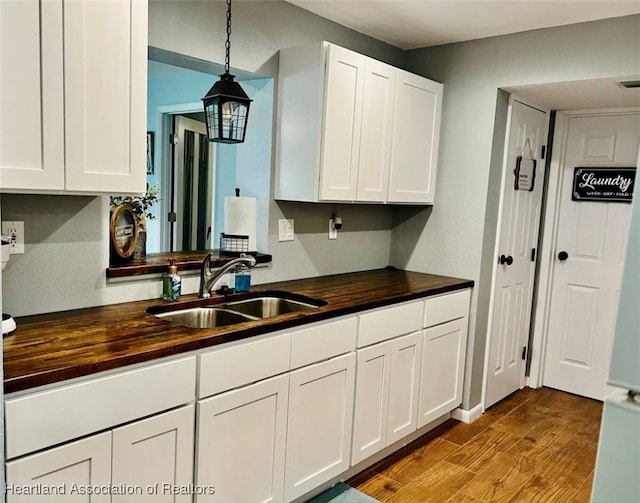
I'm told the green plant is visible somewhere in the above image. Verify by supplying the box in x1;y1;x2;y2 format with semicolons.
110;184;159;221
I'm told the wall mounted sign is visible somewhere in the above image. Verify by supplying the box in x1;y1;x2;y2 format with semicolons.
572;167;636;202
109;205;139;261
514;156;536;191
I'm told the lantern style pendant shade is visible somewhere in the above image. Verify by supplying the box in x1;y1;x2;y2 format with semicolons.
202;0;252;143
203;73;252;144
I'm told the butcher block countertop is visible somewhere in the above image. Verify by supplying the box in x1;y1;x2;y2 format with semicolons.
3;269;473;394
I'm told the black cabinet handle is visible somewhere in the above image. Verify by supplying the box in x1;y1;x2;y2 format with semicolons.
558;251;569;261
500;254;514;266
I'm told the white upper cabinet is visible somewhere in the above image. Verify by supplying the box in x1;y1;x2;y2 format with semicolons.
388;71;443;203
0;0;64;191
276;41;442;204
319;45;365;201
0;0;147;195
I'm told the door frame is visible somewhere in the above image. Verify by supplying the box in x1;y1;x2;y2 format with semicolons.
156;102;216;252
481;95;550;411
528;106;640;388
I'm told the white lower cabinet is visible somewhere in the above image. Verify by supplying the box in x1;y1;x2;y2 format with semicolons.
284;353;356;502
387;332;424;443
6;405;194;503
418;318;468;427
352;340;392;465
351;331;422;465
112;405;195;503
4;290;471;503
195;374;289;503
6;432;112;503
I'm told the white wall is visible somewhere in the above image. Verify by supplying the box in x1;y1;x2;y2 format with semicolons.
394;14;640;409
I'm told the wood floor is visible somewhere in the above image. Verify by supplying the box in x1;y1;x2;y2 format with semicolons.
348;387;602;503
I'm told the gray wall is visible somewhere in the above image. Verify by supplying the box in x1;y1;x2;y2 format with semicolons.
1;1;403;317
392;14;640;409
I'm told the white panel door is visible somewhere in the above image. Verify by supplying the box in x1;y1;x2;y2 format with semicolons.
388;70;442;203
284;353;355;502
544;112;640;400
419;318;467;428
351;340;392;465
387;331;423;444
485;100;548;408
196;374;289;503
64;0;147;193
356;58;396;202
319;44;364;201
112;405;195;503
6;432;111;503
0;0;64;191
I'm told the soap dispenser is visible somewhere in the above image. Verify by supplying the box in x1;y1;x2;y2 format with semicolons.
234;261;251;292
162;259;182;301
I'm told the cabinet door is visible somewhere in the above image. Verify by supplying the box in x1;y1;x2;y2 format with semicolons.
196;374;289;503
387;331;423;444
352;340;392;465
356;59;396;202
64;0;147;193
112;405;195;503
6;432;111;503
284;353;356;502
319;44;365;201
388;70;443;204
0;0;64;191
418;318;468;428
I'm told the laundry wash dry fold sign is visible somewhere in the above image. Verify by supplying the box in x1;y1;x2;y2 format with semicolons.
572;167;636;202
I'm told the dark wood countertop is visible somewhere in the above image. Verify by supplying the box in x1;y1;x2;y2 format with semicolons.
3;269;473;394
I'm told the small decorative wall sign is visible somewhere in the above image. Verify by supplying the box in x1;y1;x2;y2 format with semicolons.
572;167;636;202
109;205;139;261
514;138;536;191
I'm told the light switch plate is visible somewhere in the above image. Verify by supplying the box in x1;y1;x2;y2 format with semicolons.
2;221;25;254
278;219;294;242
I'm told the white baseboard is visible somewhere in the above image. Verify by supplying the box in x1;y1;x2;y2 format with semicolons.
451;403;483;424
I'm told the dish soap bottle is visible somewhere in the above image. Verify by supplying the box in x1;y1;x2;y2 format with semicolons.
234;261;251;292
162;259;182;301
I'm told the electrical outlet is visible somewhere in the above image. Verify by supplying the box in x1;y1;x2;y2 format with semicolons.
2;221;25;254
329;219;338;240
278;219;294;242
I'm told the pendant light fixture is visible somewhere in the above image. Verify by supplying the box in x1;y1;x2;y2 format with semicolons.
202;0;252;144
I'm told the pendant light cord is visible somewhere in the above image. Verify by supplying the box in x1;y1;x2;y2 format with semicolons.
225;0;232;74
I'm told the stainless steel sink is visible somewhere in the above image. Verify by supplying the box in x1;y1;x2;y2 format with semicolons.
154;307;257;329
224;296;319;319
147;290;326;328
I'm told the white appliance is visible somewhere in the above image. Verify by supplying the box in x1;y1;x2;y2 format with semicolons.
592;179;640;502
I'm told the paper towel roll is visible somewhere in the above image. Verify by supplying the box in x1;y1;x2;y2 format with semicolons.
224;196;257;252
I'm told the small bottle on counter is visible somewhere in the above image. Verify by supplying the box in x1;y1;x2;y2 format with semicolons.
234;262;251;292
162;259;182;301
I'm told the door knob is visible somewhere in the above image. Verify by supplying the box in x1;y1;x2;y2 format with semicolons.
558;251;569;261
499;254;514;266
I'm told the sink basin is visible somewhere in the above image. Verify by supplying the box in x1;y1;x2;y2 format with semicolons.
224;296;320;319
146;290;326;328
154;307;257;329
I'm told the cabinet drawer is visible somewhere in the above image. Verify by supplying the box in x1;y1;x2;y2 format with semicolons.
290;316;357;369
358;300;423;348
199;332;291;399
5;356;196;460
424;289;470;328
